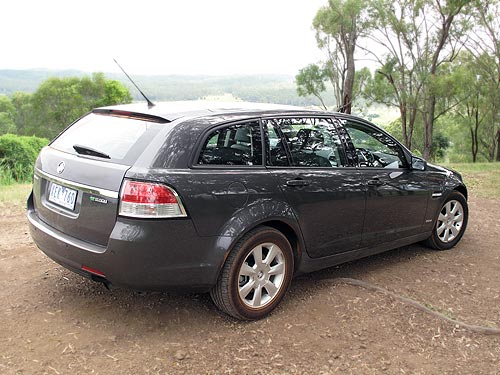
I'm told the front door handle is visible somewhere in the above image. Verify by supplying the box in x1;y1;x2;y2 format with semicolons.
286;179;310;187
367;178;383;186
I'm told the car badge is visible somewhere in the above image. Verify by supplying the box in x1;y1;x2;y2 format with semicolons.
57;161;65;174
90;196;108;205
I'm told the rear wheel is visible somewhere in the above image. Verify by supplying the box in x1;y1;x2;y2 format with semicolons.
425;191;468;250
210;226;294;320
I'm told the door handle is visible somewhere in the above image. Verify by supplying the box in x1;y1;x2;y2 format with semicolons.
367;178;383;186
286;179;310;187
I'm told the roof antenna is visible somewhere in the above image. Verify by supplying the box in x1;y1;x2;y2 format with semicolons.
113;58;155;108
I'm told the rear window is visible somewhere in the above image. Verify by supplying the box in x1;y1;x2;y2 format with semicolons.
50;113;163;165
197;121;263;166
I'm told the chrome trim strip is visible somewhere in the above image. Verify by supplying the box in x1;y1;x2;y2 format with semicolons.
27;210;106;253
35;168;119;199
432;192;443;198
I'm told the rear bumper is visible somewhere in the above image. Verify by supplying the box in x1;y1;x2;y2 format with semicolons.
27;208;232;292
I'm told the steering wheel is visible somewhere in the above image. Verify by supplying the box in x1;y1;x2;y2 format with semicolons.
357;148;375;167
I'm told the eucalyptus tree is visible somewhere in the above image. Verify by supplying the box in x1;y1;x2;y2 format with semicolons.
361;0;469;159
465;0;500;161
296;64;328;110
296;0;371;113
445;53;490;162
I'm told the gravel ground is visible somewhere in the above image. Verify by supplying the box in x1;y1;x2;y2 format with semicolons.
0;197;499;375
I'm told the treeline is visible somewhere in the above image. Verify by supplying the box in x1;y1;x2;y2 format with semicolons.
296;0;500;163
0;72;131;139
0;134;49;183
0;70;334;108
0;73;132;183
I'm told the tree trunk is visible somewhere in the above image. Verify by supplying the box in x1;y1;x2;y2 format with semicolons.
474;109;479;163
422;95;436;160
400;106;409;148
408;105;417;151
341;44;356;114
496;129;500;162
421;3;465;161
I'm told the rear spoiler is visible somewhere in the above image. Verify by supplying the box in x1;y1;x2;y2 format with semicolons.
92;109;170;124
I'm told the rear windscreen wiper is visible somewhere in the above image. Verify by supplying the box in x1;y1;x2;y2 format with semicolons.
73;144;111;159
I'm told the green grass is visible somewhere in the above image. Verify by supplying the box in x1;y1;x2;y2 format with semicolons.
0;184;32;206
445;162;500;199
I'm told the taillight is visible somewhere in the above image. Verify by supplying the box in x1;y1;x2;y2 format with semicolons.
119;180;187;218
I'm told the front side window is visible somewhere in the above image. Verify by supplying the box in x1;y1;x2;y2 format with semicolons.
197;121;262;166
343;120;407;168
263;118;347;168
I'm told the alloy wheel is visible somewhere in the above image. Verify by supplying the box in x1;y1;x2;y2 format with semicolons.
436;199;464;243
237;242;286;309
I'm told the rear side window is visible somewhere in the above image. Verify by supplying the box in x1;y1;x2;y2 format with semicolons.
50;113;163;165
197;121;263;166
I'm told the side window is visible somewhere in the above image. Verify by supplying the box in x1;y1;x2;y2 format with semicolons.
264;123;290;166
197;121;263;166
263;118;347;167
344;121;407;169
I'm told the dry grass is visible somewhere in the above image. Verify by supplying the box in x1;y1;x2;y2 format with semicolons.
446;163;500;199
0;183;31;206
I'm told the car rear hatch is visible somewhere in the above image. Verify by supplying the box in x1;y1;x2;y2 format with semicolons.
32;110;168;247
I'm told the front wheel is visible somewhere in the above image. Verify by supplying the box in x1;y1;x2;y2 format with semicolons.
425;191;468;250
210;226;294;320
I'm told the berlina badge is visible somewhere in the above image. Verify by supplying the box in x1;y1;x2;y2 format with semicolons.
90;196;108;205
56;161;65;174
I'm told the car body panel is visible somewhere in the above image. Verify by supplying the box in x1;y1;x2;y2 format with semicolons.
268;167;365;257
28;193;225;290
27;101;468;293
33;148;128;246
359;168;430;246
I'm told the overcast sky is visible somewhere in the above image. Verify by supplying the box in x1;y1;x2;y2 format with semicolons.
1;0;329;75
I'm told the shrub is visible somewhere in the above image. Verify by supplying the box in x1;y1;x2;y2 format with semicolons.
0;134;49;184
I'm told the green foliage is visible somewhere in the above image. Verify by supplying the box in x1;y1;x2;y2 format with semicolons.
10;92;33;136
25;73;132;139
308;0;371;112
296;64;328;108
0;134;49;184
313;0;370;44
439;51;500;162
433;133;450;161
0;95;16;134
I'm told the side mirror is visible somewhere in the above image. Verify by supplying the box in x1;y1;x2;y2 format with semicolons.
411;156;426;171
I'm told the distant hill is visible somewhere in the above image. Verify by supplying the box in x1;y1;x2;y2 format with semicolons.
0;69;336;107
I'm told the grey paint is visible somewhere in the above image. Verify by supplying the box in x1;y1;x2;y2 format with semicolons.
27;103;467;292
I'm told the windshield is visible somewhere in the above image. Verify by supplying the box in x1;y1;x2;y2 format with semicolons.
50;113;163;164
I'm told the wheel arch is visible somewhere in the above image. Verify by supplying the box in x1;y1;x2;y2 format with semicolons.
216;217;305;278
454;184;468;200
259;220;302;272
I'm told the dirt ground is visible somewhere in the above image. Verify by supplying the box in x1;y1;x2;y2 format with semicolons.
1;196;499;375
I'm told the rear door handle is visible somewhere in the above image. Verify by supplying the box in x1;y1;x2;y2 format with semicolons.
286;179;310;187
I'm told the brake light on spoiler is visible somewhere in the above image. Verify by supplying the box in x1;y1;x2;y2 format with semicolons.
119;180;187;218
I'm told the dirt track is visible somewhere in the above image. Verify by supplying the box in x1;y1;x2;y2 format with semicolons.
1;197;499;374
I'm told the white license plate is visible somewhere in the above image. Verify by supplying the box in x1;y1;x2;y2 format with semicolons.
48;183;77;210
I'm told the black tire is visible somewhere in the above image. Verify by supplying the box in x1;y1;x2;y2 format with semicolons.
210;226;294;320
425;191;468;250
